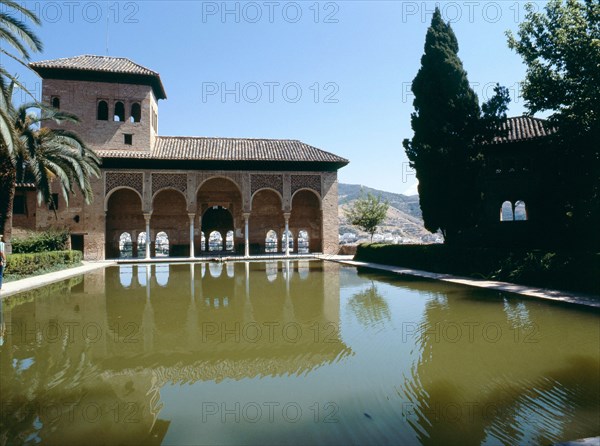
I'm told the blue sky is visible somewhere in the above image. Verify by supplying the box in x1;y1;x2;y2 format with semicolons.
2;1;545;195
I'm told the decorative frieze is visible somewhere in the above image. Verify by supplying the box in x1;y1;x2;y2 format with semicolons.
152;173;187;194
291;174;321;196
251;174;283;196
105;172;143;196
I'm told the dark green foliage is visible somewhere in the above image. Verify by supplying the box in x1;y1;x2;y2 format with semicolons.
5;250;82;276
403;8;510;244
11;229;70;253
507;0;600;247
355;244;599;295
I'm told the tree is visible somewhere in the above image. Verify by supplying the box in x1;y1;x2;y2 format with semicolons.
0;1;42;247
1;0;43;151
0;88;101;247
345;191;389;242
403;8;510;244
507;0;600;244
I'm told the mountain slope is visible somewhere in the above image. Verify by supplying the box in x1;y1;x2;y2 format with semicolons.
338;183;439;243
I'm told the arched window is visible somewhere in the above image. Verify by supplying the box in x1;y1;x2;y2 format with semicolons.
514;201;528;221
114;101;125;121
298;230;309;254
130;102;141;123
281;230;294;253
97;100;108;120
51;97;60;109
226;230;234;252
500;201;514;222
155;231;169;256
265;230;278;253
137;232;147;257
118;232;132;258
208;231;223;251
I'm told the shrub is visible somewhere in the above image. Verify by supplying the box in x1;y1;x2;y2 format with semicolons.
11;229;70;254
5;250;82;276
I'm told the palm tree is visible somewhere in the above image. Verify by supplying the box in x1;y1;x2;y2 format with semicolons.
1;1;43;243
0;0;43;150
1;88;101;245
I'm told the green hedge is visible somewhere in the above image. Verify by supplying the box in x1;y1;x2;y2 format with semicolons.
355;243;600;295
5;250;82;277
11;229;70;254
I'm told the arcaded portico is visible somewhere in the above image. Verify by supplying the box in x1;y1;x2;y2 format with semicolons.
11;55;348;259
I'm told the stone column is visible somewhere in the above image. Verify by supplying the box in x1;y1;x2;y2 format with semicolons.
243;212;250;258
284;212;291;256
188;213;195;258
143;213;151;260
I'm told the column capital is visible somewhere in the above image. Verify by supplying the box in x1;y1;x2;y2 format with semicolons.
188;212;196;220
143;212;152;221
283;212;291;220
243;212;251;220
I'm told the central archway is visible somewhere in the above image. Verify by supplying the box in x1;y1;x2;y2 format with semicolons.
196;177;243;254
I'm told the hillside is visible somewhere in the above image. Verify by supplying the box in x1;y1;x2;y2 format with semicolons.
338;183;441;244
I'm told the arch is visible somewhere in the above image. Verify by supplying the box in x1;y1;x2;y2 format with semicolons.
97;100;108;120
298;230;309;254
51;97;60;109
104;186;143;212
291;188;322;209
114;101;125;121
265;229;278;253
500;201;514;222
281;230;294;253
226;230;234;252
196;175;243;197
197;177;243;254
118;232;133;258
514;201;528;221
290;189;322;253
250;188;284;210
155;231;169;256
137;232;148;257
130;102;141;123
208;230;223;251
152;189;188;257
151;186;187;203
105;188;144;259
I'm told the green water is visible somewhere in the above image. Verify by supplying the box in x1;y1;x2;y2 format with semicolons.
0;261;598;445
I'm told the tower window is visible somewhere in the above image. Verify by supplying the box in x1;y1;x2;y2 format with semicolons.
124;134;133;145
13;194;26;215
114;101;125;121
51;97;60;109
97;100;108;120
130;102;141;123
49;193;59;211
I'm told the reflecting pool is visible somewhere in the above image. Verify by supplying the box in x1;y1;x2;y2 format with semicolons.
0;261;598;445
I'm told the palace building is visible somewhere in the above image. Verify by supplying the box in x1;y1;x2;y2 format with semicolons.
12;55;348;259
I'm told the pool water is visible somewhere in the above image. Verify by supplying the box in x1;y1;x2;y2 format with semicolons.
0;261;598;445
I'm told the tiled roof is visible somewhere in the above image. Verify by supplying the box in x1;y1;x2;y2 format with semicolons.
30;55;167;99
493;116;555;143
97;137;349;164
30;55;158;76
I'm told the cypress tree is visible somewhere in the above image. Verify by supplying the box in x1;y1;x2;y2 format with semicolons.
403;8;482;244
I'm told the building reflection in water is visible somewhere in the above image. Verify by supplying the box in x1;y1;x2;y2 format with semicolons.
0;261;350;445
